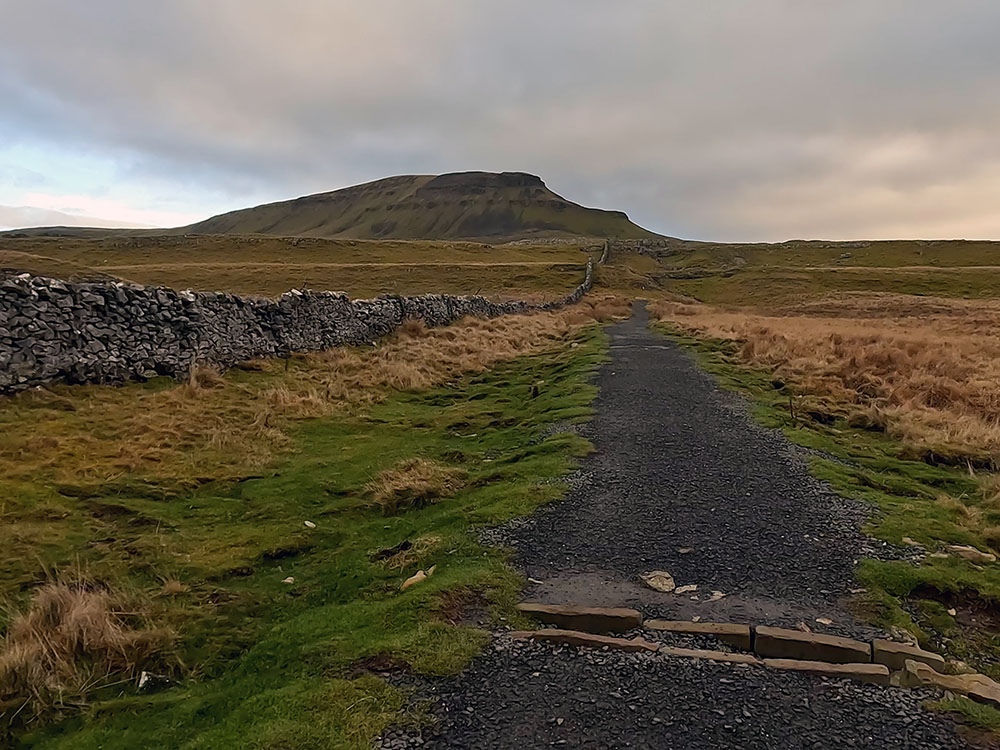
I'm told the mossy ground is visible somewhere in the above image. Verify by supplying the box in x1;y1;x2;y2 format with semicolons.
930;696;1000;735
651;324;1000;680
10;328;605;749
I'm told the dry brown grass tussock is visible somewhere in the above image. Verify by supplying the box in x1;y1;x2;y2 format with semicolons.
377;535;442;571
1;299;627;485
366;459;466;515
0;582;172;720
650;293;1000;465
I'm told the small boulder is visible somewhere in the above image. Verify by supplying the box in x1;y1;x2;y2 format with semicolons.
401;570;427;591
872;639;945;672
946;545;996;564
898;660;1000;708
640;571;675;593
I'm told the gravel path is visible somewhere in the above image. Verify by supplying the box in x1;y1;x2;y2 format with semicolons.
378;302;970;749
379;638;967;750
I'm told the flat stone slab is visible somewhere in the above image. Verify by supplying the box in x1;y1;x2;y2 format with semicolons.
516;602;642;634
509;628;659;653
646;619;752;650
754;626;871;664
764;659;890;686
872;639;945;672
898;659;1000;708
660;646;761;665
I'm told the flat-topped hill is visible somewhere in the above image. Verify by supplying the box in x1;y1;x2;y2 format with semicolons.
177;171;659;241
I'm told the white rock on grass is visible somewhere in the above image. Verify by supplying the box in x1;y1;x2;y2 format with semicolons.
946;544;996;564
401;571;426;590
401;565;436;591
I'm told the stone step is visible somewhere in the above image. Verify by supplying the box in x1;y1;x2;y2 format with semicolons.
645;619;752;650
897;659;1000;708
764;659;890;686
660;646;761;665
872;639;945;672
509;628;659;653
754;626;871;664
516;602;642;634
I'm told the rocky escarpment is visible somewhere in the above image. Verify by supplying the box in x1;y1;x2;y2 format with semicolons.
0;259;592;392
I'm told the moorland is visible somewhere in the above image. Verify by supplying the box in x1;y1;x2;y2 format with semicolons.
3;173;1000;745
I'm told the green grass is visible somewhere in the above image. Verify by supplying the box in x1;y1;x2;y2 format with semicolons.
669;267;1000;305
11;328;605;749
651;323;1000;677
929;696;1000;733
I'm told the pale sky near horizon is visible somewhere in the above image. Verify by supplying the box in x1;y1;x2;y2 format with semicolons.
2;1;1000;241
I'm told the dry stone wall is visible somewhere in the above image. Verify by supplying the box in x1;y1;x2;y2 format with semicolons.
1;258;592;392
608;239;675;256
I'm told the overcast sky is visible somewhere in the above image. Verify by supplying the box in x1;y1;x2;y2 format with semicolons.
2;1;999;240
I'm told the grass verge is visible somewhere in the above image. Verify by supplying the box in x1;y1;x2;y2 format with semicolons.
649;295;1000;465
4;326;605;748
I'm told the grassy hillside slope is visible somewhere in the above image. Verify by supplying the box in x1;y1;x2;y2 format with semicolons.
0;173;658;243
180;172;658;241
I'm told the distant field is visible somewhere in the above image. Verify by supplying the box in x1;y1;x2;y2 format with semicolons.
618;238;1000;305
0;234;596;298
10;232;1000;304
667;266;1000;305
660;238;1000;269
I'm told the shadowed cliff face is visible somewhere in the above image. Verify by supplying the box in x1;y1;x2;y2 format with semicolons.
178;171;659;241
418;171;545;192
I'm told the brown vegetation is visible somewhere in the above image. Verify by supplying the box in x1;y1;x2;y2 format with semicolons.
0;234;592;298
0;582;172;721
0;298;626;486
367;459;466;515
375;535;442;571
650;293;1000;466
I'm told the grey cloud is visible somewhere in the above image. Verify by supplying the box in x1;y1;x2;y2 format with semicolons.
2;1;1000;239
0;206;149;230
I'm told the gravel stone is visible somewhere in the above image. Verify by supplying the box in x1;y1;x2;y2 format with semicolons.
378;638;967;749
506;302;883;636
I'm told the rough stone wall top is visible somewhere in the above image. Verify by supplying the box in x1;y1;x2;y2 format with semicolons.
0;258;593;392
608;239;674;257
